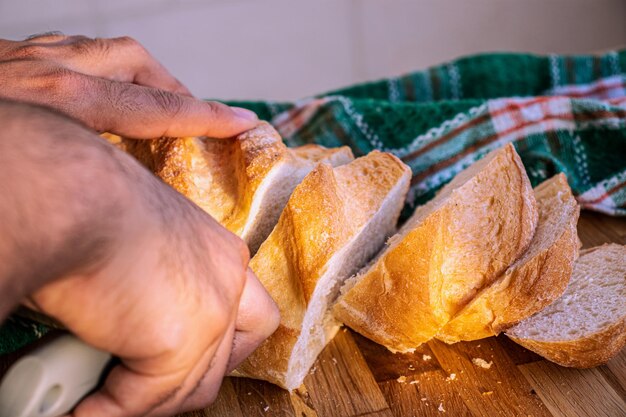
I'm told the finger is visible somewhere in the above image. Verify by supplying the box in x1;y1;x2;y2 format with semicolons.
70;362;183;417
46;36;192;96
41;70;258;138
227;268;280;371
71;325;235;417
149;325;236;416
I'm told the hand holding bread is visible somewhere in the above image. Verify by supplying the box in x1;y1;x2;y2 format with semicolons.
0;35;258;139
0;101;279;417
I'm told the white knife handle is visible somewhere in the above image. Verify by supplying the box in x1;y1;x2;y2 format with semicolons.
0;335;112;417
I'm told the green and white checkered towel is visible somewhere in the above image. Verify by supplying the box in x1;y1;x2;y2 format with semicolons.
2;50;625;355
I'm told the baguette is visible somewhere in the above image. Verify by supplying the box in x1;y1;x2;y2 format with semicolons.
437;174;580;343
333;144;538;352
506;244;626;368
112;123;354;254
234;151;411;389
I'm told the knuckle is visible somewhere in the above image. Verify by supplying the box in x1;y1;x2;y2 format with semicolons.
204;100;227;116
24;31;65;42
116;36;140;48
115;36;148;55
68;37;110;60
151;89;185;119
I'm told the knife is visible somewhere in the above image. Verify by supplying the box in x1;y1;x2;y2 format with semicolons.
0;334;112;417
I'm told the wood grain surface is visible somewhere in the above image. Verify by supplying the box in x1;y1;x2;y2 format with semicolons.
0;212;624;417
184;211;626;417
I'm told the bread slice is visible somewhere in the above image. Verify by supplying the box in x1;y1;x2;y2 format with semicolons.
234;151;411;390
333;144;538;352
436;174;580;343
506;244;626;368
111;123;354;254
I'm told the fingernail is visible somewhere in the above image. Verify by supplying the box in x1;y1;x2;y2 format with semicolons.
232;106;258;121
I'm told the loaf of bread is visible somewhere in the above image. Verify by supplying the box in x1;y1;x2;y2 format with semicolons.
506;244;626;368
333;144;538;352
108;123;623;379
436;174;580;343
234;151;411;389
112;123;354;253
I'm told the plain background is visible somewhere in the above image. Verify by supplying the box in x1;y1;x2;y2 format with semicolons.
1;0;625;101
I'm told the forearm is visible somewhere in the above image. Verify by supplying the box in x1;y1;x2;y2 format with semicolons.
0;100;136;318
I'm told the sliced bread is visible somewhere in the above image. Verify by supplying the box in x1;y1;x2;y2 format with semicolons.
113;123;354;254
234;151;411;390
333;144;538;352
437;173;580;343
506;243;626;368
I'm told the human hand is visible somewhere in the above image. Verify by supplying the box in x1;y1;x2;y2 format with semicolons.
0;100;278;417
32;181;279;416
0;34;258;138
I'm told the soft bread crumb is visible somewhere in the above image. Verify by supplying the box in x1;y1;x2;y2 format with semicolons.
410;380;419;385
438;403;446;412
263;406;270;412
421;397;427;401
446;373;456;381
482;391;494;396
508;244;626;342
472;358;493;369
423;354;432;361
397;376;407;383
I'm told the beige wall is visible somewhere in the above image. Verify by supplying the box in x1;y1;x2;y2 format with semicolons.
1;0;624;101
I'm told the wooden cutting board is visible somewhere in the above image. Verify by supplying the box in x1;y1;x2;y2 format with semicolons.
184;211;626;417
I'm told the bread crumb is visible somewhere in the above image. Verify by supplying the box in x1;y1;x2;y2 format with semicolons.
309;366;317;375
397;376;407;383
421;397;427;401
247;392;252;395
331;357;338;365
472;358;493;369
410;380;419;385
408;364;415;370
438;403;446;412
446;373;456;381
263;405;270;412
423;354;432;361
482;391;494;396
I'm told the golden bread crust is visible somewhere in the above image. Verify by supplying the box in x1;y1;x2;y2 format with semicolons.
334;144;538;352
109;123;354;244
436;174;580;342
236;151;411;388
